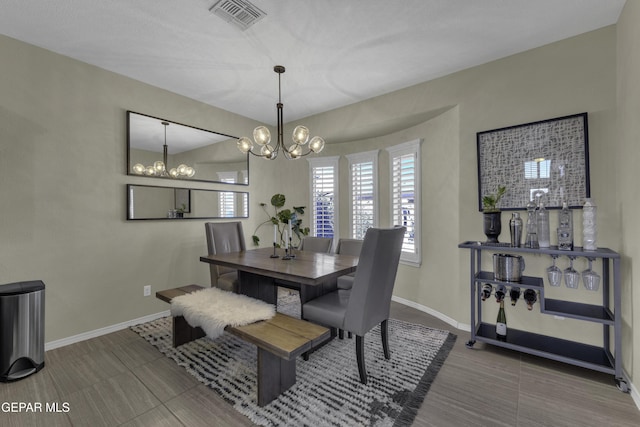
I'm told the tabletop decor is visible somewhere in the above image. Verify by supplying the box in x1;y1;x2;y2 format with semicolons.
477;112;590;210
132;292;456;427
252;193;310;247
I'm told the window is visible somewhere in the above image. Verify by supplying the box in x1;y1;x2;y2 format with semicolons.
387;140;421;266
307;156;339;239
346;150;379;239
217;172;247;217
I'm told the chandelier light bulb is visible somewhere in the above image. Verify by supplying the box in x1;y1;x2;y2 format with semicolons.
132;163;145;174
169;168;179;178
177;164;187;175
288;143;303;159
292;126;310;145
237;137;253;153
153;161;165;173
253;126;271;146
185;167;195;177
261;144;276;159
309;136;326;153
145;166;155;176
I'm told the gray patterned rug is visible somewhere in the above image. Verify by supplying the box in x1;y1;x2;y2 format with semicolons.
132;291;456;426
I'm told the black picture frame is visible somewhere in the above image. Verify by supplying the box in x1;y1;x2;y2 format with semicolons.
476;112;590;211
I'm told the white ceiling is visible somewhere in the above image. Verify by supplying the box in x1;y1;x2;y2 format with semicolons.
1;0;625;126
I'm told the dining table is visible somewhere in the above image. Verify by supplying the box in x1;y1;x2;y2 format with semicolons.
199;247;359;309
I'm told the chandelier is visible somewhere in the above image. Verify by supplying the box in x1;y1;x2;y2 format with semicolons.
237;65;325;160
132;121;195;178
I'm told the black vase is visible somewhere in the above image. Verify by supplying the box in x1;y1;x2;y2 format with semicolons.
483;212;502;243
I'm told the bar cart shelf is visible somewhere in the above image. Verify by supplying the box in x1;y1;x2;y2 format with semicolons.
458;241;628;392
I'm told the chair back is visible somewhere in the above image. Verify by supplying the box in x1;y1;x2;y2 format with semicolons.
344;227;406;335
204;222;246;286
335;238;364;257
299;236;333;253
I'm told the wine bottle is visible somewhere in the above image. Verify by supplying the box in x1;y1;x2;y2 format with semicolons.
495;284;506;303
481;284;492;301
524;289;537;311
509;287;521;306
496;300;507;341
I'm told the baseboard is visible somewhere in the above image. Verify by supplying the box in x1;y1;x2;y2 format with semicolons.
392;295;471;332
44;310;170;351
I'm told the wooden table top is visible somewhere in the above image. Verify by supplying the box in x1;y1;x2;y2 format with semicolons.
200;247;359;286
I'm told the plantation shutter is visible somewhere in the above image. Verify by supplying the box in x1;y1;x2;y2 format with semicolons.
351;160;375;239
387;139;421;265
311;165;335;238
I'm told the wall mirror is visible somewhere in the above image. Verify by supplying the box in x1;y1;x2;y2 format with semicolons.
477;112;590;210
127;111;248;185
127;184;249;220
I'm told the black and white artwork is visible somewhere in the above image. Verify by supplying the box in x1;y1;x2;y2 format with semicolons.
476;113;590;211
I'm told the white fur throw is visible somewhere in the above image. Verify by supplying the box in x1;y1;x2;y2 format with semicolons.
170;287;276;340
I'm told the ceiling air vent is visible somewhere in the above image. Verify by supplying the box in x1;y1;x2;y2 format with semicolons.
209;0;266;31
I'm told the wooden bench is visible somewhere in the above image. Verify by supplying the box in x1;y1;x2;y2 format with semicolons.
156;285;330;406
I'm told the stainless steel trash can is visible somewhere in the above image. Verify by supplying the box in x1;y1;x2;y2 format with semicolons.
0;280;45;382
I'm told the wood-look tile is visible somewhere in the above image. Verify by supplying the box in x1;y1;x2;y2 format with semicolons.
19;297;638;426
164;384;253;427
45;328;141;365
517;361;640;427
47;349;128;397
133;356;199;402
65;371;160;426
120;404;184;427
112;336;164;369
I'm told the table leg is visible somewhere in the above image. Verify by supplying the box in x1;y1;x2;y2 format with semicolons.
257;348;296;406
237;271;278;304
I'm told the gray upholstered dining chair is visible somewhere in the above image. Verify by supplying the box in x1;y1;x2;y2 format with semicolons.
298;236;333;253
302;226;406;384
204;221;246;292
335;238;364;292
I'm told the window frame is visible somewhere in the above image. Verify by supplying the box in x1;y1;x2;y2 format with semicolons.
386;139;422;266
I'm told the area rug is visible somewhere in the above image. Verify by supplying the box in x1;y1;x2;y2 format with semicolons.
133;291;456;426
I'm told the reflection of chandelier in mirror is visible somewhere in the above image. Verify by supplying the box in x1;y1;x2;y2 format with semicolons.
237;65;325;160
132;121;195;178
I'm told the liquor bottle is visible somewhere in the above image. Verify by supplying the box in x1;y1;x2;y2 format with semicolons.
496;300;507;341
509;287;521;306
525;200;539;249
537;202;550;248
495;284;506;303
524;289;537;311
583;198;597;251
481;284;492;301
557;201;574;250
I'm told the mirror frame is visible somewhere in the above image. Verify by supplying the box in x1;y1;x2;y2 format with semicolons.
126;111;249;185
126;184;249;220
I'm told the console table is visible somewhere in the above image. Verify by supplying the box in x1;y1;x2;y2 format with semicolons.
458;241;628;392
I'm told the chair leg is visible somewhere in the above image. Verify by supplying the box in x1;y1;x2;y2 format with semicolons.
356;335;367;384
348;331;352;339
381;319;390;359
338;329;344;339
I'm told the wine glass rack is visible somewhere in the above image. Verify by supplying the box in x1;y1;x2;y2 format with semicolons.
458;241;628;392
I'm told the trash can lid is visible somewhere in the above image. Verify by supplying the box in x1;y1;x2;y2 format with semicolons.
0;280;45;295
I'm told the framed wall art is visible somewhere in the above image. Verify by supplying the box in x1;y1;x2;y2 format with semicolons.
476;112;590;211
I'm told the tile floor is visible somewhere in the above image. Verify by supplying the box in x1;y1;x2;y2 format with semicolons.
1;301;639;426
